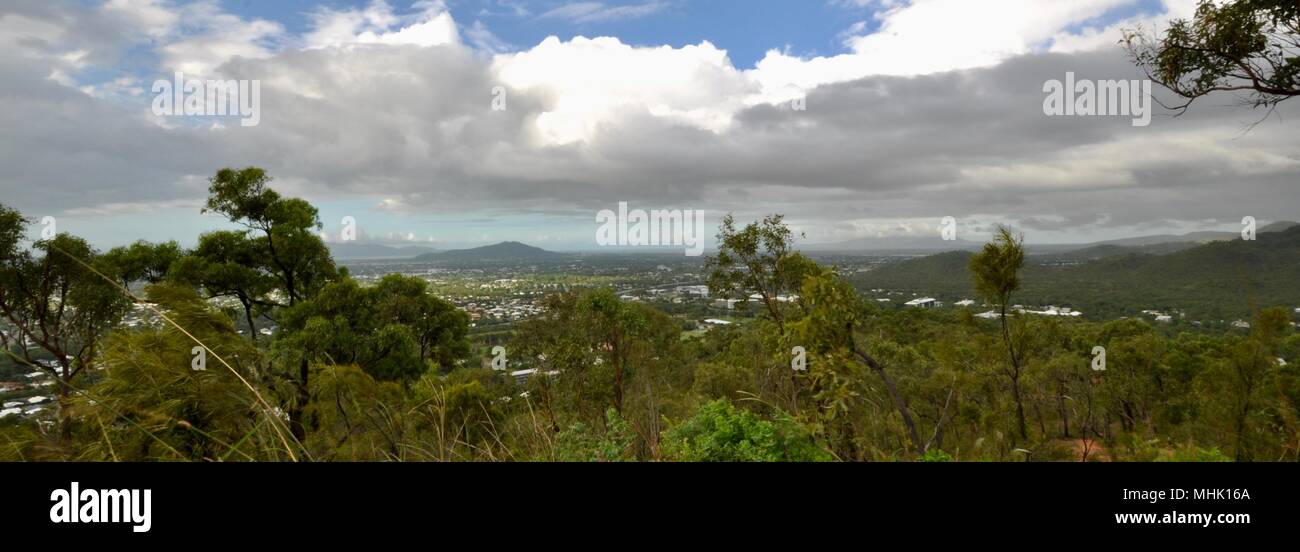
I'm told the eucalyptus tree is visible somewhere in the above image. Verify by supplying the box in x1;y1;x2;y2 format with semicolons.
0;203;132;443
196;167;338;440
1125;0;1300;113
100;240;183;288
969;225;1030;440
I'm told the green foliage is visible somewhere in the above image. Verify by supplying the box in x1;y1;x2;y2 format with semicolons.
201;167;337;305
1125;0;1300;110
554;408;635;462
705;213;814;326
691;361;753;401
101;240;183;287
853;226;1300;321
662;399;829;462
969;225;1025;310
6;201;1300;463
920;449;953;462
1165;446;1232;463
276;277;446;383
169;230;277;338
76;284;268;461
0;214;133;445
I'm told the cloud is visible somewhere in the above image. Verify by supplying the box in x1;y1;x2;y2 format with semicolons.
1;0;1296;248
539;1;672;24
464;20;511;53
302;0;458;50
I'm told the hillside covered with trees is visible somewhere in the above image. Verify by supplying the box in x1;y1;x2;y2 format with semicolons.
3;170;1299;462
851;225;1300;321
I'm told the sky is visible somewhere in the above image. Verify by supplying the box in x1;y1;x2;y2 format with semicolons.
0;0;1296;252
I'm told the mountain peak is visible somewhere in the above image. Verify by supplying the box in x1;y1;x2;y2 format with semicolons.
414;241;560;262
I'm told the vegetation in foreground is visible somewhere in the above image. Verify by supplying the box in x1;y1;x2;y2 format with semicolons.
2;167;1298;462
3;1;1298;461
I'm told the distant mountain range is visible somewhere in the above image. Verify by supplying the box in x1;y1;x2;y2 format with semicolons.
850;224;1300;320
328;222;1298;265
1086;220;1297;247
807;221;1298;257
328;242;440;260
412;241;563;262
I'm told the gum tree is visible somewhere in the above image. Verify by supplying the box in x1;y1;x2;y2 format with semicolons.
100;240;183;288
706;214;818;410
169;230;276;343
196;167;337;440
705;214;817;333
0;204;131;443
969;225;1030;440
1125;0;1300;113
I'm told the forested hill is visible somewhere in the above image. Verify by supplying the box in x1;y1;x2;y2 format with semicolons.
849;225;1300;320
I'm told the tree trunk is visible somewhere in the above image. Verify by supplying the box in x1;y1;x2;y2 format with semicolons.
1011;373;1028;440
1057;384;1070;438
242;298;258;344
289;356;310;442
999;304;1028;440
853;347;924;455
58;375;73;445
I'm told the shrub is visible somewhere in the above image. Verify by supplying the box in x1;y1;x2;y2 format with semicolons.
662;399;830;462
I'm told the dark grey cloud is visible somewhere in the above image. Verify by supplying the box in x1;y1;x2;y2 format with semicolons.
1;1;1296;246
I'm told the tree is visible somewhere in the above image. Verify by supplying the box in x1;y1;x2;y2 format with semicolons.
706;214;818;409
79;284;269;461
705;214;816;332
970;225;1030;440
0;204;132;444
101;240;183;288
511;287;680;439
169;231;276;342
198;167;338;440
795;266;926;456
201;167;336;306
276;277;428;384
370;274;471;371
1125;0;1300;113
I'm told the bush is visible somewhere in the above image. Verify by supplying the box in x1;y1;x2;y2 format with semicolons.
920;449;953;462
554;408;635;462
662;399;830;462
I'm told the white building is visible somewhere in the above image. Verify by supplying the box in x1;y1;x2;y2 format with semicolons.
954;299;976;307
675;285;709;298
510;369;558;385
904;297;938;309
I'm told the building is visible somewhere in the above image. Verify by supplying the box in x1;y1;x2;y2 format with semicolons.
510;369;559;385
904;297;938;309
675;285;709;298
703;319;733;326
954;299;976;307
